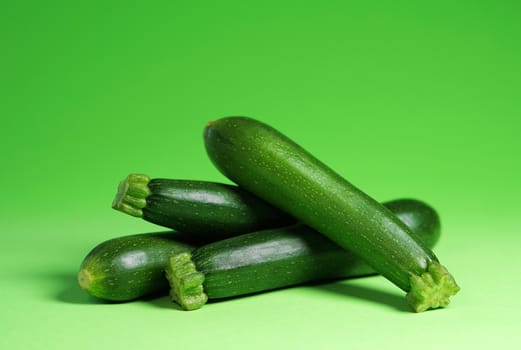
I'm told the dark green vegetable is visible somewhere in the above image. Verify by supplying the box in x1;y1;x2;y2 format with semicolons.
78;232;205;301
112;174;294;239
203;116;459;312
166;199;441;310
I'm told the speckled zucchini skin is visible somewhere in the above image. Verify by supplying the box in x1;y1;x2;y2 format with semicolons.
204;117;438;291
144;179;295;238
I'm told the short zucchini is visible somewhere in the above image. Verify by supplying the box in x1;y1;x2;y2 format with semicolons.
78;231;206;301
166;199;441;310
112;174;294;238
203;116;459;312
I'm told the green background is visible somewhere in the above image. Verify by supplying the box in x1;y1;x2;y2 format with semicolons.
2;1;520;349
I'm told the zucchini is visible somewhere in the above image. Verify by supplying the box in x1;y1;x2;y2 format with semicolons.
203;116;459;312
112;174;294;238
78;232;206;301
166;199;441;310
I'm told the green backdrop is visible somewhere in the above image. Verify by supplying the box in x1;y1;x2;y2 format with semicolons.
2;1;520;349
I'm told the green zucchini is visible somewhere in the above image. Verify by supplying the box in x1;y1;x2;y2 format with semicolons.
166;199;441;310
78;232;206;301
112;174;294;238
203;116;459;312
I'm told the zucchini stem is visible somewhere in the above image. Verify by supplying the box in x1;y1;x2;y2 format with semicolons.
165;253;208;311
406;262;460;312
112;173;151;217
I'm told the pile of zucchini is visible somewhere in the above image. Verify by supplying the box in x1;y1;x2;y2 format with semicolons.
78;117;459;312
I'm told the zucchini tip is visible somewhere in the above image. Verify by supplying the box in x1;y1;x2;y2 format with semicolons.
77;269;92;291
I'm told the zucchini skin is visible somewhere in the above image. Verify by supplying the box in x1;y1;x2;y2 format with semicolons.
112;174;295;239
167;199;440;309
145;179;295;238
204;117;458;311
78;232;205;301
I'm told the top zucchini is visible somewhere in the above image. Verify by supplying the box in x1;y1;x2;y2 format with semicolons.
203;116;459;312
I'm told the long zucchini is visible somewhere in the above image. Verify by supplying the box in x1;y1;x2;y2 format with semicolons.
166;199;441;310
112;174;294;238
203;116;459;312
